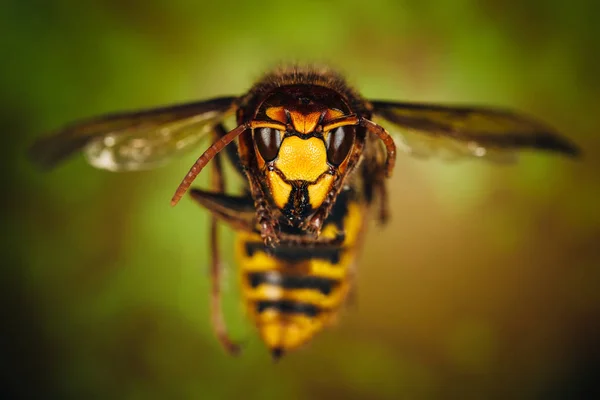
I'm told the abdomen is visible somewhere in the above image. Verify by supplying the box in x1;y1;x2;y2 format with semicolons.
235;192;366;358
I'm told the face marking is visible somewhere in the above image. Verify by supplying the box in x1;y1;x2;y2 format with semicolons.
288;110;322;134
266;106;287;123
307;174;334;209
267;170;292;209
265;106;346;134
324;108;344;121
274;137;328;182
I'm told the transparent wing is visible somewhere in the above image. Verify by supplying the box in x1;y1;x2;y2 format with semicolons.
30;97;237;171
371;100;580;162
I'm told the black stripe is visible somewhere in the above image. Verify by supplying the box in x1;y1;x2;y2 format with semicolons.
256;300;321;317
283;184;312;223
325;186;353;230
247;272;337;295
282;131;325;140
245;242;341;264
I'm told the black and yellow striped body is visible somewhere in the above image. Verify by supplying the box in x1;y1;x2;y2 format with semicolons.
30;64;581;359
236;189;366;355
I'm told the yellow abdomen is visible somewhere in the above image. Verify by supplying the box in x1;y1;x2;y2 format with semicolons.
235;200;365;358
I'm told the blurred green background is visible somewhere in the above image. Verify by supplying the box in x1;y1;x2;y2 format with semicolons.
2;0;599;398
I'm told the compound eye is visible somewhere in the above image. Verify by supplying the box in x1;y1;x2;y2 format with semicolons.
255;127;282;161
326;126;355;165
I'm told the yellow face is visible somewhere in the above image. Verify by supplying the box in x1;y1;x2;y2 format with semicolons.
267;136;334;211
253;106;354;223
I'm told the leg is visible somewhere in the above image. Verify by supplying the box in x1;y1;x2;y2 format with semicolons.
246;166;280;247
207;132;241;355
345;271;359;309
191;188;344;247
363;162;390;225
376;178;390;225
190;190;256;232
361;132;390;225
